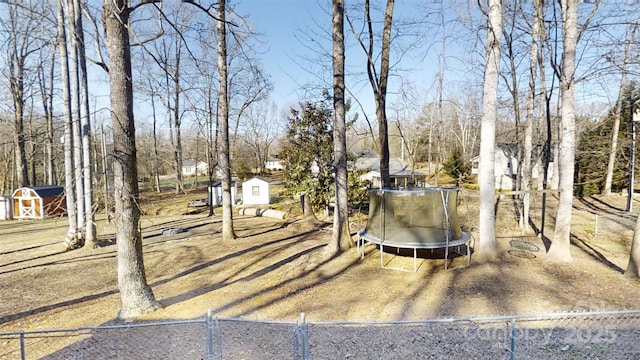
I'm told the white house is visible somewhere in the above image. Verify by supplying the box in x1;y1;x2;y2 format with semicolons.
182;160;208;176
471;144;553;190
242;176;270;205
265;159;285;171
353;155;426;189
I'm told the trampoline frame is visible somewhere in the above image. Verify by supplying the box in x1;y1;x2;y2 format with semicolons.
357;188;472;272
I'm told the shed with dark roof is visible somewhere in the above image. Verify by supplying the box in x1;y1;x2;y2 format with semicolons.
12;185;66;219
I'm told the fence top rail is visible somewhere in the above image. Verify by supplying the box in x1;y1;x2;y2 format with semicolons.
0;318;205;337
2;309;639;337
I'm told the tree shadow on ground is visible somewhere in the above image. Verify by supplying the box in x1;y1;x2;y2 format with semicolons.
576;196;628;214
156;228;326;308
570;234;624;273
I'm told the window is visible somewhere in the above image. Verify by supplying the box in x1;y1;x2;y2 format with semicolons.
252;186;260;196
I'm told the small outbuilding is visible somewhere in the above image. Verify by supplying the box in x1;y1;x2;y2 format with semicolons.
0;196;12;220
12;185;66;220
242;177;270;205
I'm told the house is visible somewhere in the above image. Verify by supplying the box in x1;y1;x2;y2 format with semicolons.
353;155;427;189
471;144;553;190
12;185;66;219
208;181;237;206
182;160;208;176
242;177;270;205
265;159;285;171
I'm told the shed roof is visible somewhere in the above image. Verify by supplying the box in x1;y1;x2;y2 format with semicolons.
14;185;65;198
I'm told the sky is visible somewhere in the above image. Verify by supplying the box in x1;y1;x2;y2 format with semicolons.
230;0;453;120
79;0;631;130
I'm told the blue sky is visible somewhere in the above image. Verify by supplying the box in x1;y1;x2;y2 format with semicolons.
231;0;453;119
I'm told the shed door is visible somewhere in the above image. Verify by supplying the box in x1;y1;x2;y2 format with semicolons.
19;199;36;218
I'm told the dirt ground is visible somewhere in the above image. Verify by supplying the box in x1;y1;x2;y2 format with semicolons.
1;190;640;359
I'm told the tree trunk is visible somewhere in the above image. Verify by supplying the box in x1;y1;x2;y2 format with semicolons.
58;0;78;238
521;0;543;232
548;0;579;262
72;0;96;246
604;27;634;196
217;0;237;241
329;0;351;255
360;0;393;189
66;0;86;239
104;0;159;318
477;0;502;260
626;211;640;278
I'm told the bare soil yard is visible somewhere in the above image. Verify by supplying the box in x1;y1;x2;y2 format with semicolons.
1;189;639;359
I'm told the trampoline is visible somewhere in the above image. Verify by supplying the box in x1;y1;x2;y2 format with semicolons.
357;188;471;271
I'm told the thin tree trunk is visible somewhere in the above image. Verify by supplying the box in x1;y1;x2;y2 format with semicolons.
548;0;579;262
477;0;502;260
58;0;78;238
604;27;635;196
521;0;542;232
104;0;159;318
72;0;96;246
217;0;237;241
67;0;85;237
329;0;351;255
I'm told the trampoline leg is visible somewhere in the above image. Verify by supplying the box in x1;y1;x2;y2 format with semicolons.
413;248;417;272
380;244;385;268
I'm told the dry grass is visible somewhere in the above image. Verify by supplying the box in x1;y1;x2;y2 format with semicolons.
1;188;639;358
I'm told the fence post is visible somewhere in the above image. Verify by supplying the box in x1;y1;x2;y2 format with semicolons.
293;323;300;360
20;331;26;360
300;313;309;360
510;318;516;360
206;310;214;360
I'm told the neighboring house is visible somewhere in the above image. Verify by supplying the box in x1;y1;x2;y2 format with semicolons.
242;176;271;205
471;144;553;190
265;159;285;171
182;160;208;176
353;155;427;189
208;181;237;206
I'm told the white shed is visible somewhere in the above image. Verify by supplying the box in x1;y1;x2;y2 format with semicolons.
242;177;270;205
0;196;12;220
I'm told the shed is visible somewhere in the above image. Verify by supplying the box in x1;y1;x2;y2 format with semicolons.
208;181;237;206
12;185;66;219
242;177;270;205
0;196;12;220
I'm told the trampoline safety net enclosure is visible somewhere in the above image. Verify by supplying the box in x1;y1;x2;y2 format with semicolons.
358;188;471;271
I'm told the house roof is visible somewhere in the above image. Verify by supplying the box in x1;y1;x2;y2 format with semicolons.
243;176;270;184
182;160;207;167
353;157;424;176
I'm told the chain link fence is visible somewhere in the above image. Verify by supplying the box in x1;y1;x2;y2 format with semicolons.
595;213;636;238
2;309;639;359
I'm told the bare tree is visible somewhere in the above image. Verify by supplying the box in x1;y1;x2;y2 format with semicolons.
328;0;351;255
2;1;38;187
477;0;502;259
603;26;636;196
103;0;160;318
521;0;543;232
57;0;78;238
346;0;394;189
216;0;236;241
547;0;598;262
